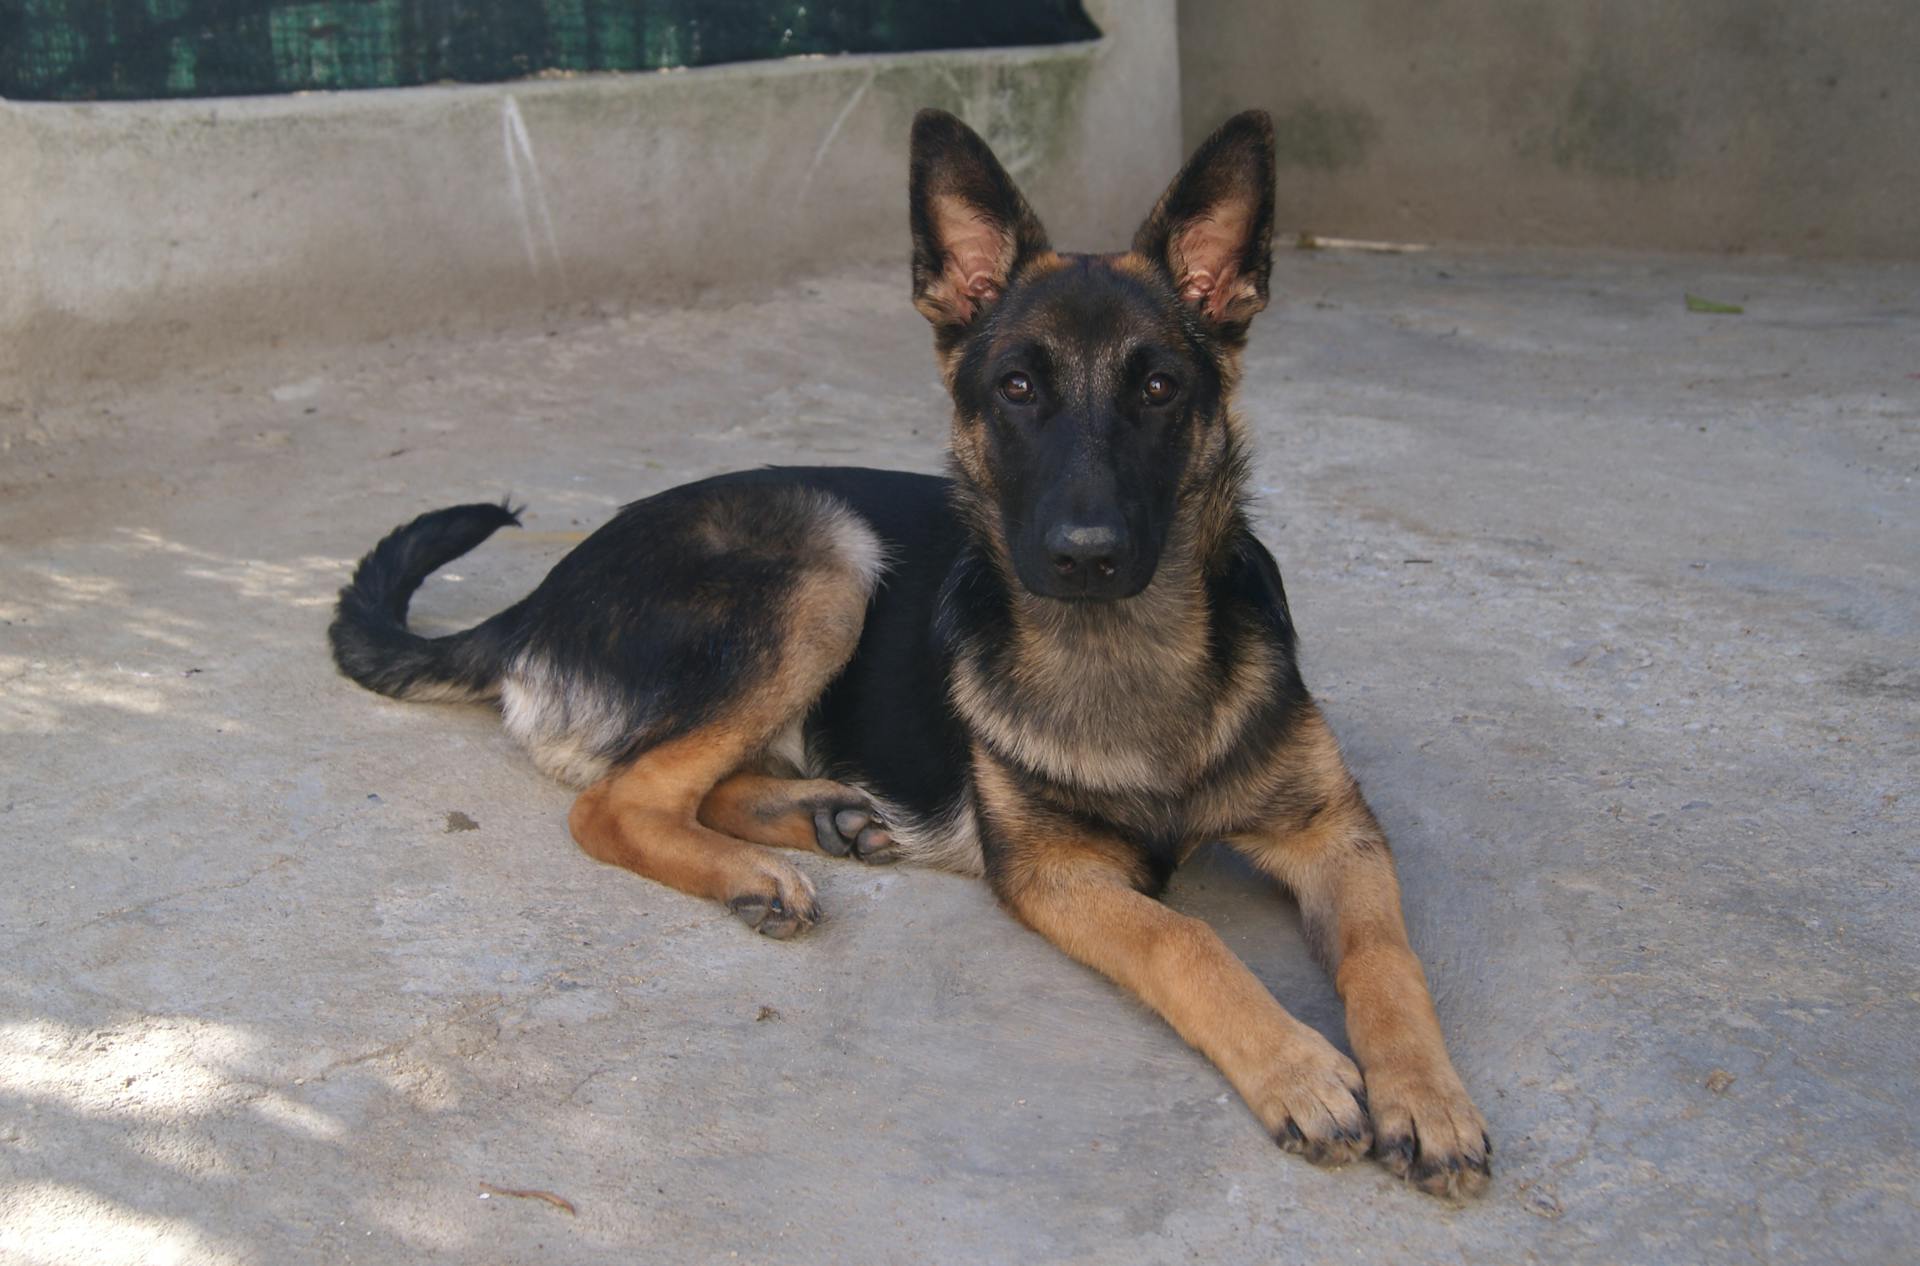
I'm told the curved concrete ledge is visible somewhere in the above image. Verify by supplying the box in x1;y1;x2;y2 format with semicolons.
0;0;1178;419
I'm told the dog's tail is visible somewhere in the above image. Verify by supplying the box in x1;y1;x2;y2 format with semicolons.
328;500;528;702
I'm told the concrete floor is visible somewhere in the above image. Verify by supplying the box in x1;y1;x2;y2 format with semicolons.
2;247;1915;1264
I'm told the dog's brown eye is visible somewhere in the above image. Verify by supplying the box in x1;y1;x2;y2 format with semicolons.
1000;372;1035;404
1143;373;1178;406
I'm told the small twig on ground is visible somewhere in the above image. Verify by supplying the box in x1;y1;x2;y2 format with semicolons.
479;1182;577;1215
1295;232;1431;253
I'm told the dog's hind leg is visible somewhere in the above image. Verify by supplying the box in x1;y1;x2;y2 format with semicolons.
699;774;900;864
570;734;826;938
567;519;880;937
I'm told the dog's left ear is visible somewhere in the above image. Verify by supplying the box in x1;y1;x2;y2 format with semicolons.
909;109;1051;338
1133;110;1276;337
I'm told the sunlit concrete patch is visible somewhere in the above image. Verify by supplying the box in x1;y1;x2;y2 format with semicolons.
0;1182;231;1266
0;1017;265;1122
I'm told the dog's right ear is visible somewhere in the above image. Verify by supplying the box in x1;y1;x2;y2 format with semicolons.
909;110;1051;339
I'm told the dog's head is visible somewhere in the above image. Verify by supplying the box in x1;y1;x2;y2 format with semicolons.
910;109;1275;602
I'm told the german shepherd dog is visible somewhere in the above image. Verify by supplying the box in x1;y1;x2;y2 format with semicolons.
330;110;1491;1198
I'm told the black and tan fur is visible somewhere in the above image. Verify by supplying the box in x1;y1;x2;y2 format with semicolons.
329;110;1491;1198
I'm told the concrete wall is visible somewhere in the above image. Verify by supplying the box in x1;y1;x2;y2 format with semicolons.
0;106;38;404
1180;0;1920;257
0;0;1179;421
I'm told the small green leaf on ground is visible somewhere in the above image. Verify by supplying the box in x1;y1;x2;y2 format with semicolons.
1685;293;1745;314
444;810;479;833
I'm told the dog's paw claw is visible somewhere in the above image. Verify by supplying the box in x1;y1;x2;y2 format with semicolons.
1404;1144;1492;1200
1374;1131;1416;1173
1365;1067;1492;1200
1255;1042;1371;1168
1276;1113;1371;1167
727;867;819;939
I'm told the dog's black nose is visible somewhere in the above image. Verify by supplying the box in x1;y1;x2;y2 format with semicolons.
1045;522;1124;581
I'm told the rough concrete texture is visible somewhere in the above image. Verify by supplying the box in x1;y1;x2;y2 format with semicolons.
1180;0;1920;258
2;247;1917;1264
0;0;1178;415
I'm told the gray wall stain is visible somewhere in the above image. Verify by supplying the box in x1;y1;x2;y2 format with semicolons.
1549;65;1680;181
1270;100;1381;171
1180;0;1919;254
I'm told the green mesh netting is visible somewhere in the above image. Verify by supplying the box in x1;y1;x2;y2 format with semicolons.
0;1;1100;101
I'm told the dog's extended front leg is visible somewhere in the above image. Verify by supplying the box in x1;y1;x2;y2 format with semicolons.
999;845;1372;1163
1233;780;1491;1197
977;772;1370;1163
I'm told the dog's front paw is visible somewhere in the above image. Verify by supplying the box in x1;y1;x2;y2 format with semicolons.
1247;1037;1372;1167
726;861;819;939
1365;1061;1491;1200
811;801;899;865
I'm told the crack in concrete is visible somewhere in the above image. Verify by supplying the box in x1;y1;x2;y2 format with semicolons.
306;995;508;1084
5;854;299;955
799;68;876;200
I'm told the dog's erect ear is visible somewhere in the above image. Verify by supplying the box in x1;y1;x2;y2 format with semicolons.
1133;111;1276;335
910;109;1050;335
